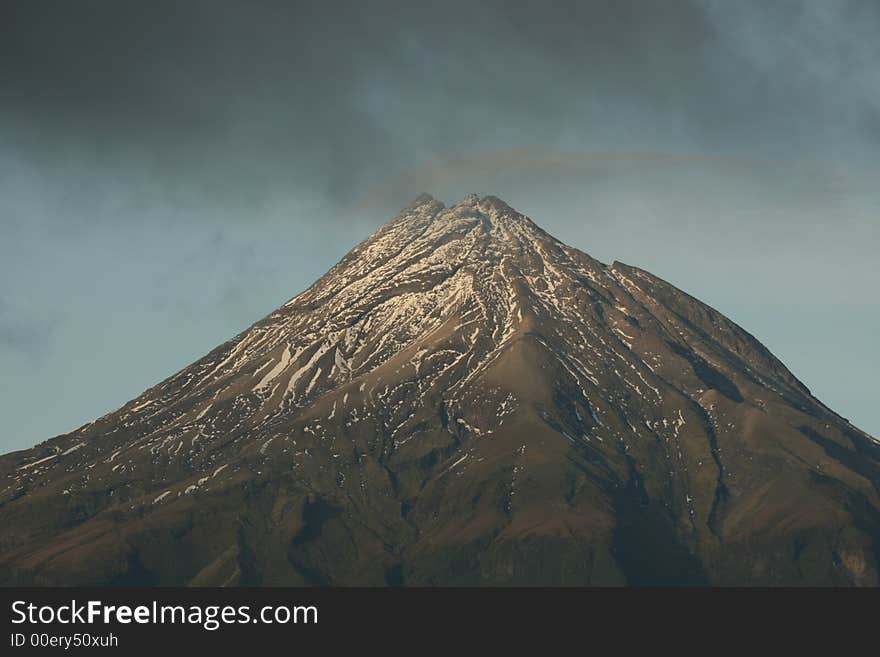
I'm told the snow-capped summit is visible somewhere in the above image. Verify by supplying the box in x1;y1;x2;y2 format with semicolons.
1;195;878;586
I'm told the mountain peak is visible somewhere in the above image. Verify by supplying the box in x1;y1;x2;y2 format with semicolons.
2;194;878;586
402;192;514;214
395;193;531;230
442;193;514;213
405;192;442;210
370;194;554;273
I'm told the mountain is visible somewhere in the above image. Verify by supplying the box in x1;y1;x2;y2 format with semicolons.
2;193;879;586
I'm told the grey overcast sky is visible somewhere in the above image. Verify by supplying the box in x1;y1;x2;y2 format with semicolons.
1;0;878;451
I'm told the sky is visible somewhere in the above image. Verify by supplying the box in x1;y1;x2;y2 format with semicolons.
1;0;878;452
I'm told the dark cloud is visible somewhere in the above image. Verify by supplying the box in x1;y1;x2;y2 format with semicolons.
0;297;62;362
4;0;880;222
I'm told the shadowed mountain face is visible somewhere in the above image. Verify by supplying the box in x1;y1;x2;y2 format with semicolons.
2;194;878;586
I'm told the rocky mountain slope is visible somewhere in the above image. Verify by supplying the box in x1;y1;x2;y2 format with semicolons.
2;193;878;585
